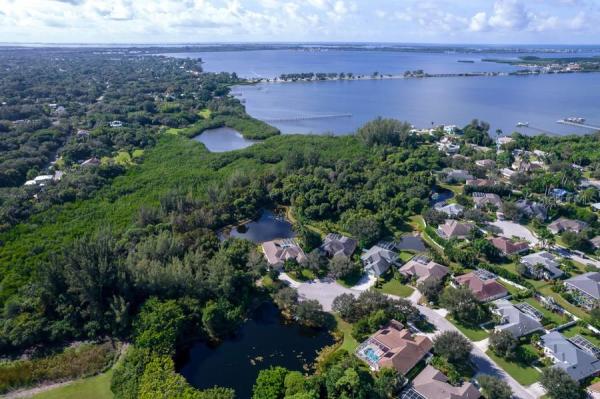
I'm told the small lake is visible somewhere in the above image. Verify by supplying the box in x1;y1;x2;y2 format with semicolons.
221;209;295;243
178;303;334;399
193;127;255;152
430;188;454;206
396;235;427;252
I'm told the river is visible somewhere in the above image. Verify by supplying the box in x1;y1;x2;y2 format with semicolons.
166;48;600;136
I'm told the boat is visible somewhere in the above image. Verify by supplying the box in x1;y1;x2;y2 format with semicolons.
516;122;529;127
564;117;586;124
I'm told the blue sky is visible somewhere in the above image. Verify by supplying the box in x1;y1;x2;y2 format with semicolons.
0;0;598;44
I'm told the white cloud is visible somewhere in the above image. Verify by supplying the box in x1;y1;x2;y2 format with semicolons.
469;12;489;32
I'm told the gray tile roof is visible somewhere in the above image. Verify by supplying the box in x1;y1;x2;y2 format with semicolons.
565;272;600;301
541;331;600;381
361;245;398;276
321;233;358;258
493;299;543;338
521;251;564;279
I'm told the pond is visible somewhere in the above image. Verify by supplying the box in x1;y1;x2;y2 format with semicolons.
430;188;454;206
193;127;255;152
396;235;427;252
220;209;295;243
178;303;335;399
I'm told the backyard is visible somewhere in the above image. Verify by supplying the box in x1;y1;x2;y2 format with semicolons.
485;344;542;386
446;316;489;341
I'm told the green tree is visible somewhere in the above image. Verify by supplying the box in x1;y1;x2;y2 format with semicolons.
540;367;583;399
201;300;242;339
440;286;486;324
329;255;359;280
295;299;327;328
478;375;512;399
373;367;403;398
134;298;185;356
417;277;444;303
489;330;517;359
433;331;472;363
252;366;289;399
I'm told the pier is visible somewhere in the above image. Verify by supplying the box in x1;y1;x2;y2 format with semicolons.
557;119;600;130
263;113;352;122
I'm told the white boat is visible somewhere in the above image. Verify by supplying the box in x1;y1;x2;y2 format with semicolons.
516;122;529;127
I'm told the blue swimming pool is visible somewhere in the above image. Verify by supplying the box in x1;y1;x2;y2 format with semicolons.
363;347;380;363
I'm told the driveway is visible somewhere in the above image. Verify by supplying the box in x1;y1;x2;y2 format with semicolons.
489;220;539;245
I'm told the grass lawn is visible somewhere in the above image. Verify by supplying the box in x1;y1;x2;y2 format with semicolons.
378;278;414;298
289;268;317;282
446;316;489;341
486;347;541;385
334;314;359;353
399;251;415;262
30;369;114;399
561;324;600;347
537;285;589;321
198;108;212;119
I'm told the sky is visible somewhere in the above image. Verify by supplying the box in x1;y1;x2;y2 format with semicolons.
0;0;598;45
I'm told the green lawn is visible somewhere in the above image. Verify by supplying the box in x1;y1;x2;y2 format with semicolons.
334;314;359;353
30;369;114;399
399;251;415;262
521;297;570;327
446;316;489;341
537;285;589;321
561;324;600;347
486;347;541;385
378;278;414;298
288;268;317;282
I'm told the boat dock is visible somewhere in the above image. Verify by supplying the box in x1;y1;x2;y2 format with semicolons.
557;119;600;130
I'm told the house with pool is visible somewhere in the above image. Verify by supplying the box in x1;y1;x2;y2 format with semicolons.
356;320;432;375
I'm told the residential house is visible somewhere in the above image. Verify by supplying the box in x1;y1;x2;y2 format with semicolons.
548;217;588;235
592;203;600;212
590;236;600;249
356;320;432;375
399;255;449;285
261;239;307;269
475;159;496;169
53;170;64;182
512;159;543;173
497;136;514;145
361;244;398;277
500;168;516;179
564;272;600;310
472;192;503;210
455;271;508;302
466;178;496;188
489;236;529;256
492;299;543;338
541;331;600;381
443;125;459;134
588;381;600;399
515;199;547;221
401;365;480;399
320;233;357;258
109;120;123;128
76;129;90;138
437;220;474;240
434;203;464;217
520;251;564;280
444;169;474;183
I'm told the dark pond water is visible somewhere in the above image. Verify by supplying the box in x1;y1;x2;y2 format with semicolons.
179;303;334;399
396;235;427;252
193;127;255;152
430;188;454;206
221;209;295;243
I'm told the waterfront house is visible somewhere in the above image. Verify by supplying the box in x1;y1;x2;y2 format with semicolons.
455;271;508;302
361;244;398;277
356;320;432;375
399;255;449;285
437;219;474;240
466;178;496;188
564;272;600;310
472;192;503;211
520;251;563;280
434;203;464;217
541;331;600;381
489;236;529;256
320;233;357;258
515;199;547;221
400;365;480;399
548;217;588;235
492;299;543;338
261;239;307;269
497;136;514;145
76;129;90;137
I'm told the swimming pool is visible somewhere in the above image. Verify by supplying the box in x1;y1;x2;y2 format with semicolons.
363;347;380;363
